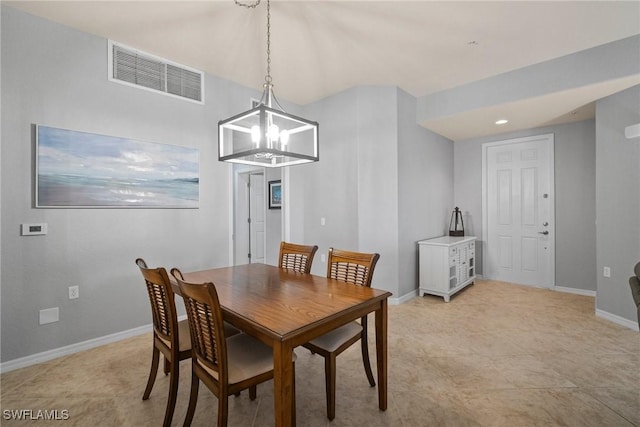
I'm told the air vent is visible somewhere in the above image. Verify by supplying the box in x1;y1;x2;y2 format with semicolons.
108;40;204;103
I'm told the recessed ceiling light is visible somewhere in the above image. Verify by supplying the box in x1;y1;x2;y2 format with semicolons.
495;119;508;125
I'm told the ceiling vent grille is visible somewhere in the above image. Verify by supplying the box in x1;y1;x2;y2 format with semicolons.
109;40;204;103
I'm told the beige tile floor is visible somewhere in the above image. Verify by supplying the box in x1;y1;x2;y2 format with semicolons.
1;280;639;426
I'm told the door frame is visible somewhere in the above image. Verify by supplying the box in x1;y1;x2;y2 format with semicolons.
230;165;266;266
481;133;555;287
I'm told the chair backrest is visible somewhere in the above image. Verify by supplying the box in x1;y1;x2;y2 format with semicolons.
326;248;380;287
279;241;319;274
171;268;228;383
136;258;179;346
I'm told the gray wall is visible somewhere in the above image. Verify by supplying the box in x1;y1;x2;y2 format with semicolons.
595;85;640;320
290;88;360;271
0;6;262;362
293;86;454;298
355;87;400;296
291;87;395;289
397;89;453;298
454;120;597;291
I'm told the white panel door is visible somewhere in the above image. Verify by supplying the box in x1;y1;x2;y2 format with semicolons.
234;172;250;265
483;134;554;287
249;173;265;264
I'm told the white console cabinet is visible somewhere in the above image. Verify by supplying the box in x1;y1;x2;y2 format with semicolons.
418;236;476;302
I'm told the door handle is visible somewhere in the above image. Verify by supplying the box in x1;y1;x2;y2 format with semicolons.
538;231;549;235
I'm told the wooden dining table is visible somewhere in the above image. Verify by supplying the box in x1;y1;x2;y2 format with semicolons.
176;263;392;427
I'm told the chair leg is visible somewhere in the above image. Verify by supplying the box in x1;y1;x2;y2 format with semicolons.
162;357;179;427
217;393;229;427
361;317;376;387
183;372;199;427
324;355;336;421
163;356;170;375
143;346;160;400
249;385;257;400
360;333;376;387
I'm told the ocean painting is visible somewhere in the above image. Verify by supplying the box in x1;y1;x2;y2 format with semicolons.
36;126;199;208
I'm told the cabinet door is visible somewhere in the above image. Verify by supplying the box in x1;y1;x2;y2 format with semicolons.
460;245;468;282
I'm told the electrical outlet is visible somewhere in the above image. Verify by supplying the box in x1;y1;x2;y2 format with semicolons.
68;285;79;299
39;307;59;325
321;254;326;262
603;266;611;278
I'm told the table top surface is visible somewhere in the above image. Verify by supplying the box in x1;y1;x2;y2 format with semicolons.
180;263;392;341
417;235;476;246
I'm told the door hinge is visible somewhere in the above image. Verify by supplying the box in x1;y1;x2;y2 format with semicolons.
247;218;251;223
248;253;251;259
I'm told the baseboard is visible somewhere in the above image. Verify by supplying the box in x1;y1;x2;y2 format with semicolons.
0;314;187;374
596;308;639;332
0;324;148;374
554;285;596;297
390;289;418;305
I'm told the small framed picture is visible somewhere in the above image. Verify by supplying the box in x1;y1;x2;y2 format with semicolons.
268;180;282;209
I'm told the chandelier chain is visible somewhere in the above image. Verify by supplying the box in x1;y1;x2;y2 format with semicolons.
234;0;272;84
234;0;261;9
265;0;272;84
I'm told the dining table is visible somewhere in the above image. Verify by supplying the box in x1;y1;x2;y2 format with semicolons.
175;262;392;427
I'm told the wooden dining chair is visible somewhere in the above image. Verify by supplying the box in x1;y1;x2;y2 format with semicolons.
278;241;319;273
302;247;380;420
171;268;296;427
135;258;191;427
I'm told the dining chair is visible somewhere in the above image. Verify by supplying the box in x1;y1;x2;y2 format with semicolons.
302;247;380;420
171;268;296;427
135;258;192;427
278;241;319;273
629;261;640;330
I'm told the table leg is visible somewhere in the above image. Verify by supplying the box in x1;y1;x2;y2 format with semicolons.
273;340;295;426
375;299;388;411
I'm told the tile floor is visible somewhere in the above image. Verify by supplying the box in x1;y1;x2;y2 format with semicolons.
1;280;638;426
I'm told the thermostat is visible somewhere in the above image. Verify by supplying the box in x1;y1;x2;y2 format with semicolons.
21;223;48;236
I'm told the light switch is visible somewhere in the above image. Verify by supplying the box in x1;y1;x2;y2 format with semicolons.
320;217;326;226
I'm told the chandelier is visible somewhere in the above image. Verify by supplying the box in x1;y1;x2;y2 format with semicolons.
218;0;319;168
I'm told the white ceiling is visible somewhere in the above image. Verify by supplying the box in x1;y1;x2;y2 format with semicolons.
6;0;640;140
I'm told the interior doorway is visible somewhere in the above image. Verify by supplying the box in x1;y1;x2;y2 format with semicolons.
234;169;266;265
482;134;555;287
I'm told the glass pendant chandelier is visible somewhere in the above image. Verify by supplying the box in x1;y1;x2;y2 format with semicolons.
218;0;319;168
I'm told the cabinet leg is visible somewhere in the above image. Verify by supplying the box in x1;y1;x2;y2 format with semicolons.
444;295;450;302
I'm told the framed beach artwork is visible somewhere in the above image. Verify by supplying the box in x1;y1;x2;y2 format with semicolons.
268;180;281;209
36;125;199;208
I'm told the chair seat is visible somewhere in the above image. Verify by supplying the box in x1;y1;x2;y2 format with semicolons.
158;319;192;352
158;320;239;353
224;321;241;338
308;321;362;353
200;334;297;385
